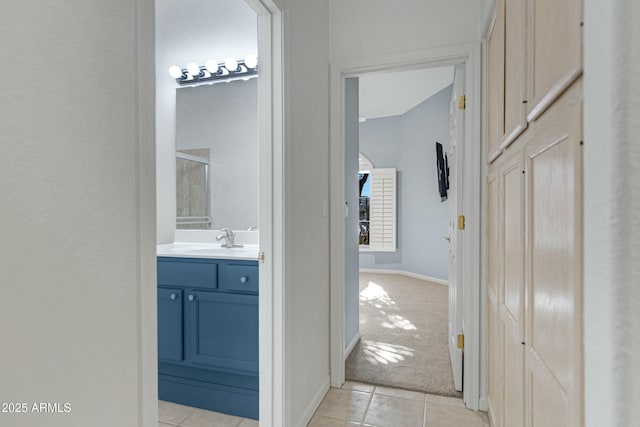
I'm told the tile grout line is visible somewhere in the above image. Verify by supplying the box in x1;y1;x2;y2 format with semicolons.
422;394;428;427
359;387;377;424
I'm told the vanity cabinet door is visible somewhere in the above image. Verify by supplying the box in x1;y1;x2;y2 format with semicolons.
158;288;183;362
184;291;259;375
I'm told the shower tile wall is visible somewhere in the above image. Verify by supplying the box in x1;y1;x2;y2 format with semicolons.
177;148;210;230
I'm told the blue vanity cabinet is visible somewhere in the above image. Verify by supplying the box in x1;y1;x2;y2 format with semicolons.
157;288;183;362
157;257;259;420
185;291;259;374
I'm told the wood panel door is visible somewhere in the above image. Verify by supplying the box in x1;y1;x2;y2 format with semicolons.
527;0;583;121
486;170;502;427
499;152;526;427
486;0;505;163
525;80;583;427
502;0;528;150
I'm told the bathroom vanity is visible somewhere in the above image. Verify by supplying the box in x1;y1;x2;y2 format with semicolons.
157;242;260;419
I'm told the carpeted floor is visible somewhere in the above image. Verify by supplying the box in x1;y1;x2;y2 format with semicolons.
345;272;461;397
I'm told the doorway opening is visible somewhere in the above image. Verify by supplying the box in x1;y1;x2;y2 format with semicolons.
343;66;462;398
329;44;484;410
152;0;285;425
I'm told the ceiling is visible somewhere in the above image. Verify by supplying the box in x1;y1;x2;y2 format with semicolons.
359;67;454;120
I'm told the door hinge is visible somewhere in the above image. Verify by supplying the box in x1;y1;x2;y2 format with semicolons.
259;251;266;264
458;95;466;110
457;334;465;350
457;215;465;230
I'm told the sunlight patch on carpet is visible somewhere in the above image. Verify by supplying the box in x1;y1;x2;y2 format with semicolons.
382;314;417;330
362;340;414;365
360;281;396;309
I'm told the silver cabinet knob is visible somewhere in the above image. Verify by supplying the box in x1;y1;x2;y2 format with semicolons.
240;276;248;284
170;293;177;300
188;294;195;301
443;236;451;242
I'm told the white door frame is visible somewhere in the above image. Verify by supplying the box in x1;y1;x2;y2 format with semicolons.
329;43;484;410
247;1;285;426
137;0;286;425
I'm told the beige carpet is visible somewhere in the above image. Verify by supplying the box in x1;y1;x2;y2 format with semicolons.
345;272;461;397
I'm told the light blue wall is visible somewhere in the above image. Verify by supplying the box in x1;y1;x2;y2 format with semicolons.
345;78;360;349
359;84;452;281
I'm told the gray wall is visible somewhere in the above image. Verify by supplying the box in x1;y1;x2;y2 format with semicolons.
359;84;452;281
345;78;360;349
176;79;258;230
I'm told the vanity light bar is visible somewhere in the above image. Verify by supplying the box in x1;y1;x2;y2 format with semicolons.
169;57;258;86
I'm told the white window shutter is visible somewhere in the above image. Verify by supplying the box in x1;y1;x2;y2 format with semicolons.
369;168;396;252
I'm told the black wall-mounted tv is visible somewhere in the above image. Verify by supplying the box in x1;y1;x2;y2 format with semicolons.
435;142;448;202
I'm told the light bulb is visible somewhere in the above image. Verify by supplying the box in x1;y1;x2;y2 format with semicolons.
225;58;238;72
205;60;219;74
244;54;258;69
187;62;200;76
168;65;183;79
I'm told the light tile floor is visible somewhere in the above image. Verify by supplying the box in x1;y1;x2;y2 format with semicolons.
309;381;489;427
158;382;490;427
158;400;258;427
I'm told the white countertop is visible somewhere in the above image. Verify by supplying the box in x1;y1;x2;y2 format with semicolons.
157;243;260;260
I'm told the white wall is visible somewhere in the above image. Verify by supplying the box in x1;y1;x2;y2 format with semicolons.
480;0;496;35
278;1;331;425
584;1;640;426
329;0;482;62
0;2;154;426
176;79;259;230
359;86;452;281
156;0;257;243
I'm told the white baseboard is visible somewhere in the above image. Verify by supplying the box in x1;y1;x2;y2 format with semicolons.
359;268;449;286
478;396;488;412
344;331;361;361
295;376;330;427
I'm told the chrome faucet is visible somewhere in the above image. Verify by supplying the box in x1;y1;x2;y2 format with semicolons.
216;228;243;248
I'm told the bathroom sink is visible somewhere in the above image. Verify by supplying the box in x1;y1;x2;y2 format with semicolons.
157;243;260;260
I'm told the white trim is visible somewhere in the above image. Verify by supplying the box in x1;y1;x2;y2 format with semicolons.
295;376;330;427
135;0;157;424
344;332;361;361
478;396;488;412
359;268;449;286
329;43;484;411
250;1;285;427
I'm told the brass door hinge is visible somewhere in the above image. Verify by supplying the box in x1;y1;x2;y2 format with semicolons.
457;215;465;230
457;334;465;350
459;95;466;110
259;251;266;264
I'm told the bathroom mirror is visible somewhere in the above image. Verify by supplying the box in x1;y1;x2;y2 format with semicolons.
175;78;258;230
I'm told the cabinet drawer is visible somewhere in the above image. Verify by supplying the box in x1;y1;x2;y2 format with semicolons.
158;258;218;290
221;263;259;294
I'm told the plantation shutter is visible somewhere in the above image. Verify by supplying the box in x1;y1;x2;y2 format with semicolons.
369;168;397;251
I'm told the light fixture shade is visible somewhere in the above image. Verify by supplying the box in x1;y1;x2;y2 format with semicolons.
244;54;258;69
168;65;183;79
187;62;201;76
205;60;219;74
224;58;238;72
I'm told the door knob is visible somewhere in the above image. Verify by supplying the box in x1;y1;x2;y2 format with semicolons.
443;236;451;242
